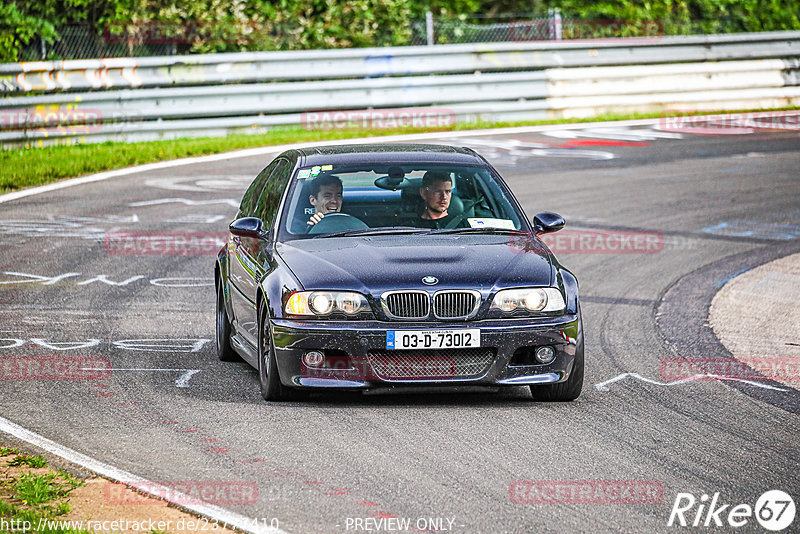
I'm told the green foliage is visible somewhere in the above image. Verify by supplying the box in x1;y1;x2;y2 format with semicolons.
0;3;58;61
13;473;63;505
7;455;48;468
1;0;798;62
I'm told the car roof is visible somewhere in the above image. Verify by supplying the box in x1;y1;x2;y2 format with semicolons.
295;143;485;167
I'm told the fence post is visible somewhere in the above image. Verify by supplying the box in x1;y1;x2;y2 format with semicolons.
549;9;562;40
426;11;434;46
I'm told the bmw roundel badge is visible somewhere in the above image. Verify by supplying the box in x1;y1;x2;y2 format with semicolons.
422;276;438;285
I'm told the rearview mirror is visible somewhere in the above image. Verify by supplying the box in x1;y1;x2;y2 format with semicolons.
533;212;565;234
229;217;268;239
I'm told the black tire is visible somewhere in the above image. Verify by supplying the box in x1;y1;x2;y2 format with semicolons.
257;304;301;401
216;284;240;362
530;339;584;402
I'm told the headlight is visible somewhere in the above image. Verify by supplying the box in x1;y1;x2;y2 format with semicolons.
490;288;565;313
285;291;369;316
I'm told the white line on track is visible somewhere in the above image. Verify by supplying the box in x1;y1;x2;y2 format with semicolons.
0;415;286;534
595;372;789;392
0;117;671;206
80;367;202;388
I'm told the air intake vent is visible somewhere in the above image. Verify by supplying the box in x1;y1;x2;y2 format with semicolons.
433;290;481;319
383;291;430;319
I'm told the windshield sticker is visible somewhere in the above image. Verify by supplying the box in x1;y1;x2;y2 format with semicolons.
298;169;311;179
321;164;333;171
310;166;321;176
468;218;516;229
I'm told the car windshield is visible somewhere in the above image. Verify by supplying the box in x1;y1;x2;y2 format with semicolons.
278;163;526;240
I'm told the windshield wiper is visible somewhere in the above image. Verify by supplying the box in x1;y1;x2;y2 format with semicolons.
314;226;428;238
426;227;528;235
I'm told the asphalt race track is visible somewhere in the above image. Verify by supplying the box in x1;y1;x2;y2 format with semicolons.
0;121;798;533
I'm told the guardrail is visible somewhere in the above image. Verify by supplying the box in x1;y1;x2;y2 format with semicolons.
1;31;799;147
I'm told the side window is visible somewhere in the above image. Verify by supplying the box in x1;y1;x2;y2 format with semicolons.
239;160;278;216
254;159;292;228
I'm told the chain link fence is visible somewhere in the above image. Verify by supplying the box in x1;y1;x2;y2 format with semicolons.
16;14;751;61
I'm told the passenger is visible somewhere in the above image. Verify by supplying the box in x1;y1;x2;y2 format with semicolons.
417;171;457;230
307;174;343;227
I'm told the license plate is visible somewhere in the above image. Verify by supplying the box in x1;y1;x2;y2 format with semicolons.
386;329;480;350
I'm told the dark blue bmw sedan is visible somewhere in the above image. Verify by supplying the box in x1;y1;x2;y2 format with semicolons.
215;144;583;401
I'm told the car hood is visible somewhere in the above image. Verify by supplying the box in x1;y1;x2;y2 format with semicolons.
276;234;554;294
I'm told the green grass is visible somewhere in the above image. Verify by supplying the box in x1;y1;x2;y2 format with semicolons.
7;455;48;468
1;106;798;195
0;448;20;457
0;500;90;534
0;464;87;534
13;473;63;505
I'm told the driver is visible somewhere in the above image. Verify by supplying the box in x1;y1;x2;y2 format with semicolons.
417;171;457;230
307;174;343;227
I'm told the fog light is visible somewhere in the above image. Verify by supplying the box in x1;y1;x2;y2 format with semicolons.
534;346;555;364
303;351;325;367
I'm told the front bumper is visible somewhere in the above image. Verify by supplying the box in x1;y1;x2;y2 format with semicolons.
270;314;582;389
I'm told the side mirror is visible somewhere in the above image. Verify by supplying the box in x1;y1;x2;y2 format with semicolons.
533;212;565;234
229;217;268;239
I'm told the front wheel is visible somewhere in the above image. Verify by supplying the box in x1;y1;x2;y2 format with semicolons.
258;305;301;401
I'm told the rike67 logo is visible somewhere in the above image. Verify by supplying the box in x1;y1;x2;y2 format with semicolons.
668;490;795;531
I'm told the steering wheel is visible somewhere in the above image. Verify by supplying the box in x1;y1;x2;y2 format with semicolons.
306;212;369;234
444;196;487;229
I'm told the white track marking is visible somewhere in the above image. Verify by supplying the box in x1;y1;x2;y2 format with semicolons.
0;416;284;534
595;372;789;392
145;175;253;192
111;339;211;353
175;369;201;388
80;367;201;388
128;198;240;208
31;338;102;351
165;214;227;224
544;127;683;141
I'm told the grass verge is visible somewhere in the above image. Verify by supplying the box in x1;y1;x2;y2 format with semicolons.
1;107;798;195
0;443;243;534
0;448;88;534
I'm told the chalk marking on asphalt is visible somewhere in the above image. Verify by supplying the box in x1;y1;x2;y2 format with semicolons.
175;370;201;388
0;271;213;288
0;338;211;353
0;117;685;206
80;367;201;388
128;198;240;208
0;415;285;534
595;372;789;392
